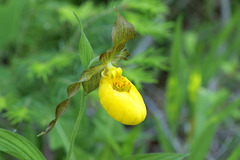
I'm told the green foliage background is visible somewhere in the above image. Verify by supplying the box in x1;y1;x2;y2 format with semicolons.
0;0;240;159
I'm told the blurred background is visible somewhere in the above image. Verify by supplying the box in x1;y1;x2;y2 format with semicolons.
0;0;240;159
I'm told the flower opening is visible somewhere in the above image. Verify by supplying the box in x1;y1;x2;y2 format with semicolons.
99;66;147;125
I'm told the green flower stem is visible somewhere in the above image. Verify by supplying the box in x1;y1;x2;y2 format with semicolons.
66;89;86;160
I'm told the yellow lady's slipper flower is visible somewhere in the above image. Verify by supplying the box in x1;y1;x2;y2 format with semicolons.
98;65;147;125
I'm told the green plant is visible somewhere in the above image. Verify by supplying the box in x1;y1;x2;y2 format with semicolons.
1;0;240;160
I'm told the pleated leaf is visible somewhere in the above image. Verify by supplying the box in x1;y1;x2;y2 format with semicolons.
0;128;46;160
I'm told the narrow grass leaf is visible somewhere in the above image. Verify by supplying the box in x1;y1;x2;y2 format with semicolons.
123;153;189;160
209;98;240;125
189;124;217;160
190;98;240;160
121;126;141;157
165;16;187;134
227;142;240;160
153;115;174;152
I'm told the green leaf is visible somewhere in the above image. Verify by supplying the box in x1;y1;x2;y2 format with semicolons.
165;16;186;134
73;10;94;69
153;115;174;152
97;144;115;160
93;119;121;155
189;123;217;160
0;0;25;48
202;10;240;82
0;128;46;160
99;9;136;63
190;98;240;160
121;126;141;157
227;141;240;160
123;153;189;160
209;98;240;125
88;56;101;68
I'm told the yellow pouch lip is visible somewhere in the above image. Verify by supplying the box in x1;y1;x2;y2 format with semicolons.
98;66;147;125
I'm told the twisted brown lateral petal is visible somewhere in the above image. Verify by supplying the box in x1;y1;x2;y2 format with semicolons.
37;64;106;137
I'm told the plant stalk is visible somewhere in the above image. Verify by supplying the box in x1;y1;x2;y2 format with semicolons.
66;90;86;160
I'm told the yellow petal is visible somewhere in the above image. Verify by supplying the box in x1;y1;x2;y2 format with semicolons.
98;66;147;125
